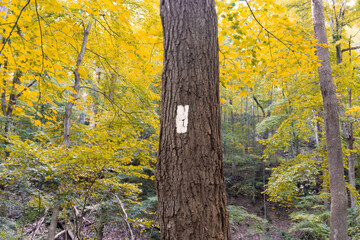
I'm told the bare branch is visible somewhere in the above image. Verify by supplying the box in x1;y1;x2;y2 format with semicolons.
54;230;66;240
338;0;347;19
35;0;45;78
16;79;37;99
29;207;50;240
86;48;122;77
114;194;134;240
347;16;360;24
341;46;360;53
79;85;129;116
253;96;265;118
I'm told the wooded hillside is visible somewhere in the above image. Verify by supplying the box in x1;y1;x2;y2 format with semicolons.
0;0;359;239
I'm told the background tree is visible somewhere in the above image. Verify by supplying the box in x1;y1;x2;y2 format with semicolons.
311;0;348;238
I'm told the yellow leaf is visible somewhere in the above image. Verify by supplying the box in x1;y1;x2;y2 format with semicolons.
54;64;62;71
239;90;249;98
35;38;42;46
34;120;42;127
220;98;226;104
26;100;33;107
65;86;77;95
78;67;87;77
23;14;32;22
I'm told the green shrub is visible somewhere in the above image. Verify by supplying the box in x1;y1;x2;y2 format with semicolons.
228;205;267;235
288;211;329;239
348;208;360;239
288;195;330;239
0;217;22;240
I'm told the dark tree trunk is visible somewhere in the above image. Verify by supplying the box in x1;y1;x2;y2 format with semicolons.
2;71;21;158
311;0;348;239
156;0;230;239
4;71;21;133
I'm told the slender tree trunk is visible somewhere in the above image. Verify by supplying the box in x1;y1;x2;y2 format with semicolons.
1;71;21;158
334;33;357;209
331;0;357;210
47;204;60;240
340;89;357;208
1;4;8;118
251;104;255;146
96;225;104;240
1;3;16;135
312;110;319;148
156;0;230;239
47;24;91;240
347;136;356;208
244;96;248;126
311;0;348;239
96;208;105;240
108;73;116;100
230;99;236;177
63;24;91;147
4;71;21;133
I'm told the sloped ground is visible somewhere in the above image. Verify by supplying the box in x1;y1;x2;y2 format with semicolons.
20;196;295;240
228;196;294;240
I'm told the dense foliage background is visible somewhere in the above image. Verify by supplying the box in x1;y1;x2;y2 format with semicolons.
0;0;359;239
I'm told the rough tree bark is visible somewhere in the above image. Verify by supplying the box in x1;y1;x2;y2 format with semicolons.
311;0;348;239
156;0;230;239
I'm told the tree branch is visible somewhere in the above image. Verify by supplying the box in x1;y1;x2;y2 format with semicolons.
79;85;129;116
29;207;50;240
347;16;360;24
341;46;360;53
86;48;123;78
244;0;294;52
35;0;45;77
114;194;134;240
253;96;265;118
0;0;31;55
16;79;37;99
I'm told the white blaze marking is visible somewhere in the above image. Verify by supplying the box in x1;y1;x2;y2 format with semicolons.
176;105;189;133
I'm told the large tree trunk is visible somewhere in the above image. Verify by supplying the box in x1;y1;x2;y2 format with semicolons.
311;0;348;239
156;0;230;239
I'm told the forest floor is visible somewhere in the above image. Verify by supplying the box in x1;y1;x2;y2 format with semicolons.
97;196;296;240
25;196;296;240
228;196;296;240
